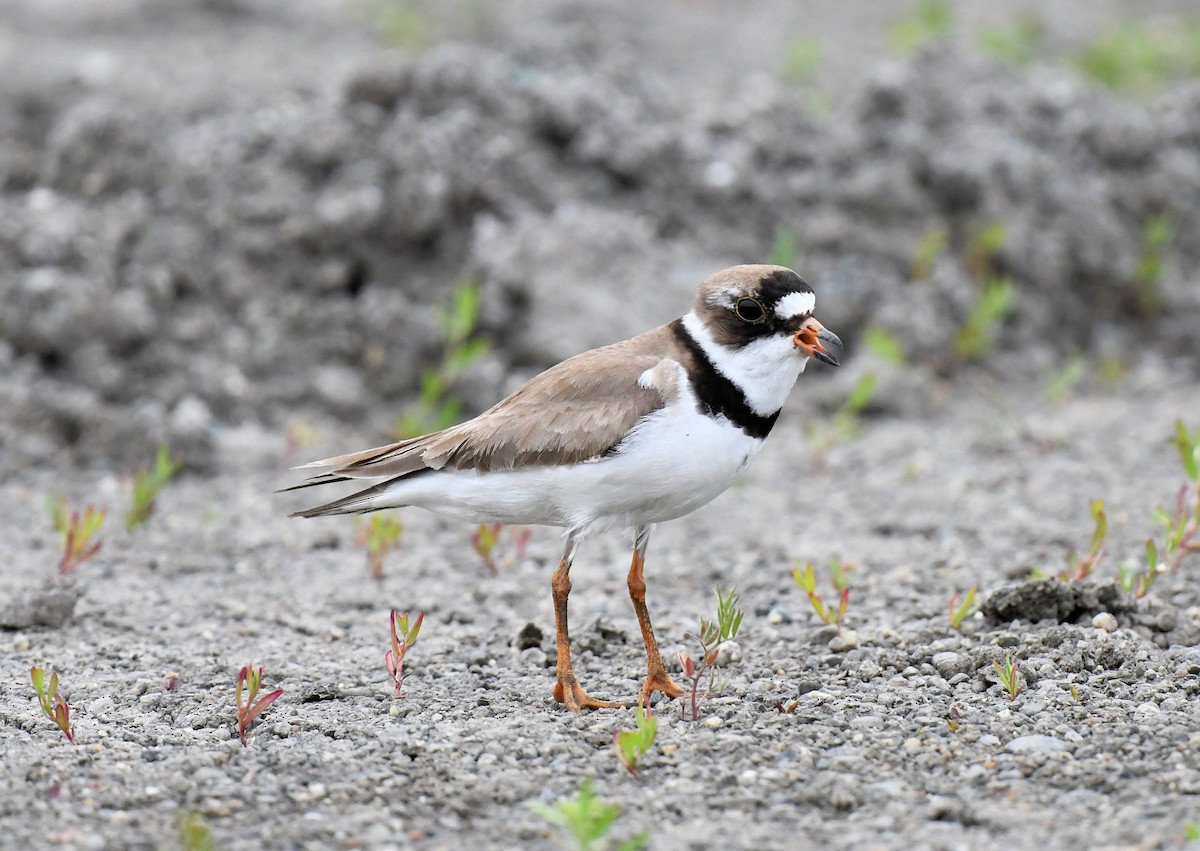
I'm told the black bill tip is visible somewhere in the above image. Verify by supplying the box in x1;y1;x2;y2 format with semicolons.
814;349;840;367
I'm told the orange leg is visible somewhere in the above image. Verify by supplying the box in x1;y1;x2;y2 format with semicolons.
628;525;684;707
551;532;622;712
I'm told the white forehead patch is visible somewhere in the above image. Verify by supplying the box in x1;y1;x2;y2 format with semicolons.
775;291;815;319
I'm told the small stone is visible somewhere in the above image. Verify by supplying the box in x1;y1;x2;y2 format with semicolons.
1092;612;1118;632
828;630;859;652
714;640;742;666
932;651;968;678
1005;735;1065;755
703;715;725;729
1134;702;1160;716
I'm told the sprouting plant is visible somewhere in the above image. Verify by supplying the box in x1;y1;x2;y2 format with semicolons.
1045;355;1087;404
284;420;317;459
889;0;952;56
965;221;1008;277
769;229;799;269
783;37;821;82
1134;214;1174;315
177;812;214;851
54;504;106;577
530;780;648;851
612;702;657;777
1074;25;1200;92
1030;499;1107;582
1186;823;1200;842
235;665;283;746
470;523;532;575
977;17;1045;66
396;281;489;439
354;512;403;580
954;276;1014;361
807;374;878;454
792;560;850;633
385;609;424;698
911;227;948;280
126;445;180;529
30;666;74;744
1119;420;1200;597
992;654;1021;700
948;587;979;629
677;586;745;722
862;324;906;365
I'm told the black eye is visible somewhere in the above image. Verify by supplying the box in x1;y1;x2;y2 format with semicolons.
734;297;766;324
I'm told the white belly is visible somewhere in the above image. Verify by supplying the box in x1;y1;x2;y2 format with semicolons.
370;403;766;532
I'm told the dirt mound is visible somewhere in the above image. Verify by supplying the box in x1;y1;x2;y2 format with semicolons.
2;34;1198;472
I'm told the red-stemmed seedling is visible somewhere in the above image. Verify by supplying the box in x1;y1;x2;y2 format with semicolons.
31;666;74;744
471;523;533;575
236;665;283;746
53;503;106;577
677;586;744;722
354;512;403;580
792;559;850;633
385;609;424;698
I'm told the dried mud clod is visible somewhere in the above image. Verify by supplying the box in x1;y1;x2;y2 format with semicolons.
981;579;1132;625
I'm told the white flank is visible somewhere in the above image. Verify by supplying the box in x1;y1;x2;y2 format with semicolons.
775;290;815;319
681;311;806;416
352;364;764;532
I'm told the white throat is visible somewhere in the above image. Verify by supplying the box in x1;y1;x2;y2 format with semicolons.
681;311;806;417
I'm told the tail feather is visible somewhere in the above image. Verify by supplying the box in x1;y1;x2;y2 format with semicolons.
275;473;351;493
288;475;405;518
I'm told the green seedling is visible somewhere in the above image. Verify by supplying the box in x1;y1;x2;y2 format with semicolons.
1030;499;1107;582
385;609;424;698
354;512;403;580
531;780;647;851
862;324;906;366
889;0;952;56
612;703;657;777
54;504;106;577
30;666;74;744
769;229;799;269
126;445;179;529
1045;355;1087;404
948;587;979;629
1186;823;1200;842
1074;25;1200;91
911;227;948;280
397;281;489;439
284;420;317;460
807;373;878;454
235;665;283;746
1120;421;1200;597
992;654;1021;701
954;276;1014;361
470;523;532;575
1133;214;1173;315
177;812;214;851
977;18;1045;66
792;560;850;632
966;221;1008;278
783;37;821;82
677;586;745;722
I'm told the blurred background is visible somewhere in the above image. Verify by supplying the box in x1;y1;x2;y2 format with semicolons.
1;0;1197;477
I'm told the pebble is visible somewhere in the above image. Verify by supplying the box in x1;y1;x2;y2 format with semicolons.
704;716;725;729
1092;612;1118;632
828;630;860;652
1005;735;1066;755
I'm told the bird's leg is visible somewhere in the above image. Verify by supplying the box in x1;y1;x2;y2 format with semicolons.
551;530;622;712
628;524;685;707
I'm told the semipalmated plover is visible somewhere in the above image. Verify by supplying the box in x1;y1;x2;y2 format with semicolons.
286;265;840;711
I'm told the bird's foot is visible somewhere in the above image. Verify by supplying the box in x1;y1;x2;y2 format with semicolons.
554;676;625;712
639;670;685;707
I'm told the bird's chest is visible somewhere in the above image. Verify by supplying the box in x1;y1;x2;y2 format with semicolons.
605;401;766;520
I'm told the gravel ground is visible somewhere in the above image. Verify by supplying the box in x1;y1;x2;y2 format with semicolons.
3;1;1200;849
